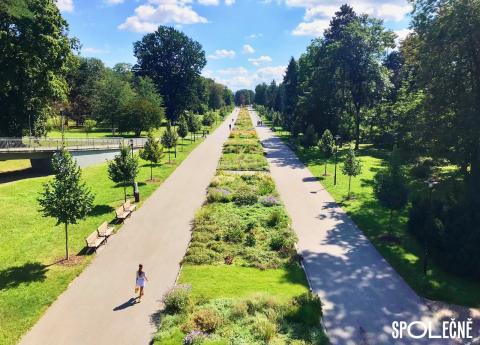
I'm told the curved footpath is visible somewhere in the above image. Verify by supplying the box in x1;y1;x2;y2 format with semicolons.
20;109;239;345
249;109;480;345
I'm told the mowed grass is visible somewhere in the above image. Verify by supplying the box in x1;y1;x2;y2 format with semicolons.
0;126;220;345
178;264;310;302
275;130;480;307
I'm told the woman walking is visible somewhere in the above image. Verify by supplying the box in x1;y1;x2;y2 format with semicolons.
135;264;148;302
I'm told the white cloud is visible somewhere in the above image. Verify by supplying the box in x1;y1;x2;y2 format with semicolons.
118;0;208;32
105;0;124;4
292;19;330;36
198;0;219;5
225;0;235;5
281;0;412;37
246;33;263;39
56;0;73;12
208;49;236;59
211;65;286;90
242;44;255;54
248;55;272;66
394;28;412;45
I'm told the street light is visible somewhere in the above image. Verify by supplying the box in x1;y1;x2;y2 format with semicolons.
423;176;439;276
334;135;341;186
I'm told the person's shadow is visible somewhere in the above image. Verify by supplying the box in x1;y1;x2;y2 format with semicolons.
113;297;137;311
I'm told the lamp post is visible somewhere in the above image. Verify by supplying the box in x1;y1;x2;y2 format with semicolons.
423;176;438;276
334;135;341;186
129;139;134;158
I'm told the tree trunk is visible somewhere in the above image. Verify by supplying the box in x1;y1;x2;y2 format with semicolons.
324;162;327;176
123;185;127;202
150;164;153;180
168;150;171;164
348;176;352;199
65;223;69;261
354;106;361;150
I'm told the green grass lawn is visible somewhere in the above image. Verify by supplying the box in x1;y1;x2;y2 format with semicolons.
273;129;480;308
179;264;310;302
0;127;219;345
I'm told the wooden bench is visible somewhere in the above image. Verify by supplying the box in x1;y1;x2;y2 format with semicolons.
123;200;136;213
97;221;115;240
115;206;131;222
85;231;106;252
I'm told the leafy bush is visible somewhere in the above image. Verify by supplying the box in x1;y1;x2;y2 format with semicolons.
164;285;192;314
267;210;283;227
302;124;318;148
207;188;232;203
259;195;280;206
252;316;277;342
183;330;207;345
233;186;258;205
188;308;223;333
224;225;244;243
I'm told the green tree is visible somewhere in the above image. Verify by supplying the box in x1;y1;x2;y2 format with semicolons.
38;148;94;260
202;112;215;128
94;70;134;135
140;131;164;180
302;124;318;148
374;148;409;230
108;146;139;202
342;148;362;199
318;129;335;175
0;0;75;137
187;113;202;141
282;57;299;129
84;119;96;137
133;26;207;121
161;122;178;163
177;114;189;150
67;57;106;126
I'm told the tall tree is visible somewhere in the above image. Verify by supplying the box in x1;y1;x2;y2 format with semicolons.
177;114;189;150
254;83;268;106
118;77;164;136
0;0;75;136
282;57;299;129
133;26;207;121
38;149;94;260
94;70;134;135
66;57;106;126
327;8;395;149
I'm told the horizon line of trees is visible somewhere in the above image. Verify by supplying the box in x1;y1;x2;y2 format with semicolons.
0;2;234;138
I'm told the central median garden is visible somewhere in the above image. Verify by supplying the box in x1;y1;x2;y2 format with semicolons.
154;108;328;345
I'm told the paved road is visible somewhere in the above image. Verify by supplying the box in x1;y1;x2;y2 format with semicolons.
20;108;239;345
249;109;480;345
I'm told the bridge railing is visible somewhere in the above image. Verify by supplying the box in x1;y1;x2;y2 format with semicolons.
0;137;147;151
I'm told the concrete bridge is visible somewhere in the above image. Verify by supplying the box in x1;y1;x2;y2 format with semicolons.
0;137;147;172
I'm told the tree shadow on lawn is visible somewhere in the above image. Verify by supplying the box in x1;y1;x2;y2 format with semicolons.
89;204;115;217
0;168;50;184
0;262;47;291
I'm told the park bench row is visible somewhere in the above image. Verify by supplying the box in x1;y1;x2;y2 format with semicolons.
85;200;137;252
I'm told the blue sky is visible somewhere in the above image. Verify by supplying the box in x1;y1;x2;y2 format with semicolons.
57;0;411;90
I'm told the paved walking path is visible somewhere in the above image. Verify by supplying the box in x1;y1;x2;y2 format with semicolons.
249;109;480;345
20;109;239;345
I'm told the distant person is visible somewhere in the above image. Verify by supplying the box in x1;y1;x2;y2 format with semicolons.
229;124;232;131
135;264;148;302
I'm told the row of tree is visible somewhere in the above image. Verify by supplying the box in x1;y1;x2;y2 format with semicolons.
254;1;480;279
0;2;234;137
